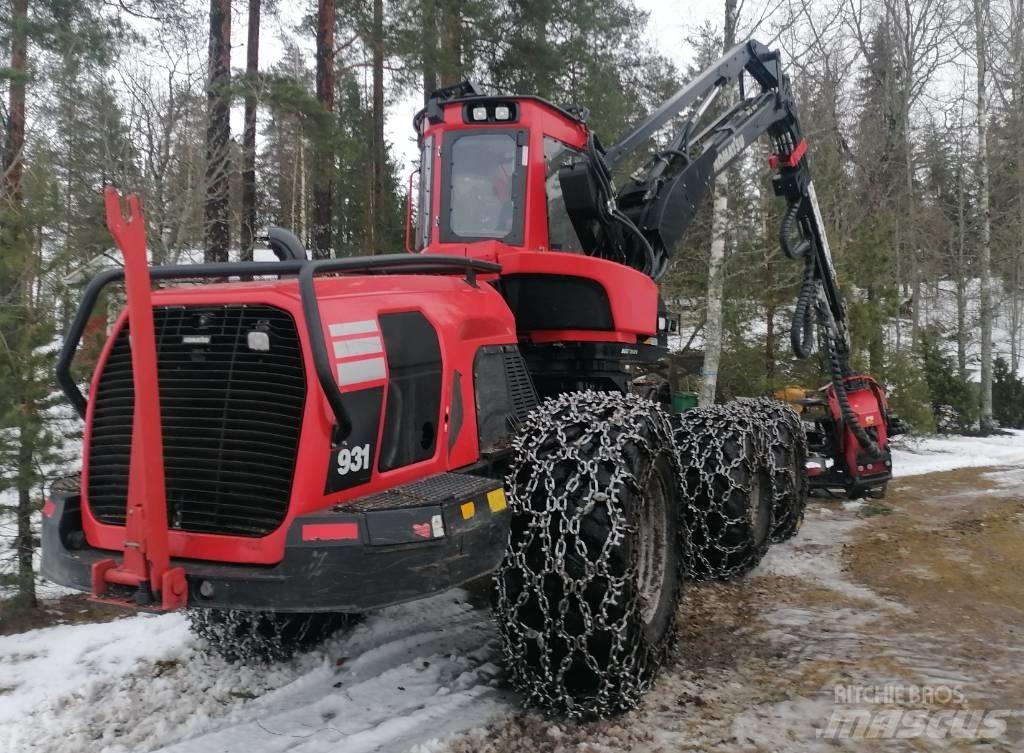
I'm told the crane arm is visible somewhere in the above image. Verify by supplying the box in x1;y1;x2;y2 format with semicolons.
558;38;883;455
560;39;850;366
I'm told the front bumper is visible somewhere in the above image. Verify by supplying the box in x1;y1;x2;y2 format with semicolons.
41;473;510;613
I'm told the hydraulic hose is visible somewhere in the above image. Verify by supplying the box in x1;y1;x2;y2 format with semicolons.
779;197;880;457
781;199;816;358
790;253;816;358
587;131;658;276
779;200;811;259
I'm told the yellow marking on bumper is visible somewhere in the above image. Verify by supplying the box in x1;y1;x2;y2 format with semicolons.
487;488;507;513
460;501;475;520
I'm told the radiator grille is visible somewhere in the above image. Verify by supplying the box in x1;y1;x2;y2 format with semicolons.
87;305;306;537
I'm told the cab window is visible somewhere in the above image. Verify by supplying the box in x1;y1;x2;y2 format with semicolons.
440;130;526;245
543;136;585;252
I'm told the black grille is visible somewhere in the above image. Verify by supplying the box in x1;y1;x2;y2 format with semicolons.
87;305;306;537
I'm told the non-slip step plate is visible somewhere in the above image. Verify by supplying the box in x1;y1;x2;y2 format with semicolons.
341;472;500;513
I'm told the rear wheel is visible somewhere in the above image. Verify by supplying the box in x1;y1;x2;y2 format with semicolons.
187;609;357;663
493;391;683;719
740;398;809;542
673;402;775;579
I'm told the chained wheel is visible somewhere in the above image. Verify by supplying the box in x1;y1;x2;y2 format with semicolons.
493;391;683;719
673;402;775;580
187;609;357;663
740;398;809;541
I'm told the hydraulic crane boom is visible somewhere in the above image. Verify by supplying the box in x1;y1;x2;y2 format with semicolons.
562;40;849;365
557;39;892;463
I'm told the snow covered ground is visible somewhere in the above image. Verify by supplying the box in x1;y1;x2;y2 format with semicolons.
754;430;1024;608
891;428;1024;478
1;429;1022;753
0;594;511;753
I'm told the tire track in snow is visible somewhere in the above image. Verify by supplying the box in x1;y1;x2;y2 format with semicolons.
2;590;512;753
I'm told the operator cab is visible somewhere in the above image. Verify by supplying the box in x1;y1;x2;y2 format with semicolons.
411;83;591;257
409;82;668;397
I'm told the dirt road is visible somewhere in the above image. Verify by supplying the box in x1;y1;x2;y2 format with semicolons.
442;465;1024;753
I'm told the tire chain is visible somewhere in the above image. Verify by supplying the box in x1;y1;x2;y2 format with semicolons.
492;390;683;719
673;399;805;580
186;608;352;664
738;397;809;542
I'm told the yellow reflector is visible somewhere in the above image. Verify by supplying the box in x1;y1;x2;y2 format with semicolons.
460;501;475;520
487;488;507;512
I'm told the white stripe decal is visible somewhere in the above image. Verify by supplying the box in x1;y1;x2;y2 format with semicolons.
329;319;378;337
337;357;386;386
333;335;383;358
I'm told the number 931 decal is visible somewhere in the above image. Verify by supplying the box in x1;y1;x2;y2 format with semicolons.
337;444;371;476
322;385;383;495
325;440;375;493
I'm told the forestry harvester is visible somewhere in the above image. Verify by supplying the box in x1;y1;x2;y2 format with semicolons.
43;40;900;718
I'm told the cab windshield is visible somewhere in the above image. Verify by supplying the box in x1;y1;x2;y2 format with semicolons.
440;130;524;244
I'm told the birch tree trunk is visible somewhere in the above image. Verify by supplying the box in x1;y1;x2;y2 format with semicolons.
956;156;968;379
905;106;919;345
699;186;729;407
1012;0;1024;374
975;0;994;430
2;0;27;206
1012;256;1022;373
698;0;737;407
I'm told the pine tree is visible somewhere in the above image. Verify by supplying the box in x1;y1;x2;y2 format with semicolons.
846;23;905;376
312;0;336;259
0;0;125;610
204;0;231;262
260;46;315;242
240;0;262;261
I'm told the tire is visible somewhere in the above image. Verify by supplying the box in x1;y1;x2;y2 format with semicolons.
739;398;809;542
187;609;357;663
493;391;683;719
673;402;775;580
